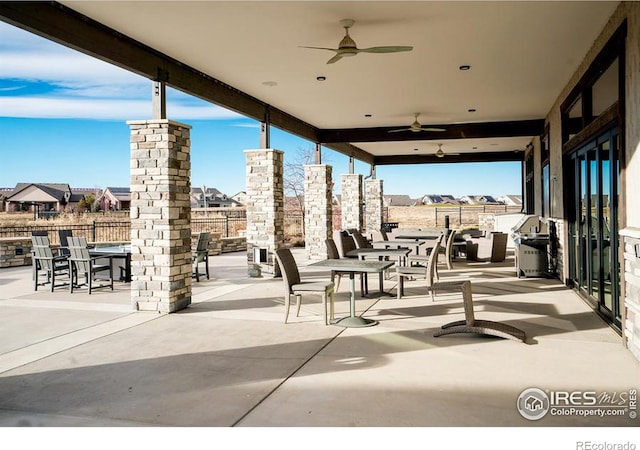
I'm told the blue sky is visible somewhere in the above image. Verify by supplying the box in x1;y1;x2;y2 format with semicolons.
0;21;521;198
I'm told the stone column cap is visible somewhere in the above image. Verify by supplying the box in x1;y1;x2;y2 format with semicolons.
127;119;192;129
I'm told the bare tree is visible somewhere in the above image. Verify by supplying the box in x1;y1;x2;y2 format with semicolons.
284;146;332;217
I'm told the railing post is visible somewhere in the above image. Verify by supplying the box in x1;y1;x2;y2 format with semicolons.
459;207;462;226
225;217;229;237
92;220;97;242
435;207;438;227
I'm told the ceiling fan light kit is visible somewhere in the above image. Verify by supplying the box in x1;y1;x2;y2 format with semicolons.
388;113;447;133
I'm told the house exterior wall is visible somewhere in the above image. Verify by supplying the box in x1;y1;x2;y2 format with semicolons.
543;2;640;360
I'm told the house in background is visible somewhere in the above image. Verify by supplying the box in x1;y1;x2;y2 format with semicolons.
230;191;246;207
190;187;240;208
0;188;12;212
421;194;461;205
97;187;130;211
460;195;499;205
383;195;417;207
498;195;523;207
6;183;72;212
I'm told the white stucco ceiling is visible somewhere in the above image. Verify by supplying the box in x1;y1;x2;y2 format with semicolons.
62;1;619;158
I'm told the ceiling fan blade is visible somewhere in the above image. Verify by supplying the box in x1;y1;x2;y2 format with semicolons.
299;46;339;52
421;127;446;132
358;46;413;54
388;128;412;133
326;54;343;64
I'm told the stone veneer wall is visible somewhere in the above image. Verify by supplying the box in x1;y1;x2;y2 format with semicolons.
244;149;284;275
364;179;383;237
341;174;363;232
620;228;640;361
304;165;332;260
0;237;32;267
129;120;192;313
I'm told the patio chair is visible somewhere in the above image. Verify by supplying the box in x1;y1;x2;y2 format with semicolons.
192;232;210;281
68;243;113;294
275;247;334;325
333;230;357;258
326;238;367;297
349;229;372;249
58;229;73;256
397;240;442;300
433;280;527;342
31;235;69;292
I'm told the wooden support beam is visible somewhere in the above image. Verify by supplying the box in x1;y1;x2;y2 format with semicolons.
319;119;545;143
374;151;524;166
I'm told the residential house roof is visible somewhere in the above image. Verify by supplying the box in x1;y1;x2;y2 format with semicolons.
383;195;416;207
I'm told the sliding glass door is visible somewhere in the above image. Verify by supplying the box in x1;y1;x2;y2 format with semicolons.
567;128;620;327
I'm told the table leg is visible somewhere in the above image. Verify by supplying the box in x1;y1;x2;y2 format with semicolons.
332;272;378;328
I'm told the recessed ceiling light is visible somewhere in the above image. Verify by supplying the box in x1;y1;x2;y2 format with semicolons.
262;81;277;87
316;76;326;81
459;65;471;71
414;148;419;151
472;146;478;150
468;108;477;112
364;114;372;118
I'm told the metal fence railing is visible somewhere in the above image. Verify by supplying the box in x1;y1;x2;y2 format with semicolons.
0;217;247;244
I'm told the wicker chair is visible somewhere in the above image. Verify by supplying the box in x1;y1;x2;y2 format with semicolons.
275;248;334;325
326;238;367;296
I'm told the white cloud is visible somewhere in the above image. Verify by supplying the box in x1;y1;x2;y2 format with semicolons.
0;22;242;121
0;96;241;120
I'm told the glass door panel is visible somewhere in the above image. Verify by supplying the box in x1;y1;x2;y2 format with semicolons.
588;149;599;301
600;141;612;312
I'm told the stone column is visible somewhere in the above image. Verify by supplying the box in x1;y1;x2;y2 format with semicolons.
245;149;284;275
304;165;333;260
341;173;363;232
620;228;640;362
128;120;192;313
365;178;384;237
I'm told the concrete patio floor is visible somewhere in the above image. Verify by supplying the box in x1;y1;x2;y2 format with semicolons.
0;248;638;431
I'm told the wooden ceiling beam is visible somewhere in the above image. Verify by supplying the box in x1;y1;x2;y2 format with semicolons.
319;119;545;143
373;151;524;166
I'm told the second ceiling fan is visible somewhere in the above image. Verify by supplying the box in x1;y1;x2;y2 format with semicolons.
389;113;447;133
301;19;413;64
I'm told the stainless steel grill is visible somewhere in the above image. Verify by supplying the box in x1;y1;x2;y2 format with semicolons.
511;215;549;278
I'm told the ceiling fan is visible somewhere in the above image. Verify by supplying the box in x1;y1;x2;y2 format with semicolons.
389;113;447;133
435;144;460;158
300;19;413;64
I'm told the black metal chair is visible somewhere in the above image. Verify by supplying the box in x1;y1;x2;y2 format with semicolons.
192;232;210;281
58;229;73;256
31;234;69;292
68;237;113;294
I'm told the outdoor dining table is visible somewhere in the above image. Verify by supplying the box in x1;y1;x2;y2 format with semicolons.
372;238;426;256
90;244;132;282
346;247;411;297
309;259;395;328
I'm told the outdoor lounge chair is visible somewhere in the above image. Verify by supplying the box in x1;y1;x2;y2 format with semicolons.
326;238;367;297
433;280;527;342
192;232;210;281
31;234;69;292
397;240;442;300
275;247;334;325
68;240;113;294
